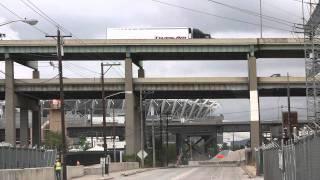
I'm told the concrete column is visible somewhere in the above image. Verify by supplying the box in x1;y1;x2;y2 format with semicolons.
48;109;62;133
248;56;260;150
125;57;140;156
32;110;41;146
176;133;183;156
20;109;29;147
32;70;39;79
204;134;217;156
4;57;16;145
138;68;145;78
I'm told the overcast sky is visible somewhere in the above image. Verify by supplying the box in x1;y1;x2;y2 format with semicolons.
0;0;309;124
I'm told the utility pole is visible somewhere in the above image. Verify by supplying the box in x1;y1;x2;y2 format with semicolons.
139;89;145;168
159;106;163;166
90;107;93;148
150;100;156;168
166;113;169;167
232;129;235;151
112;100;116;162
152;114;156;167
101;62;120;175
101;63;107;175
287;73;291;138
46;29;71;180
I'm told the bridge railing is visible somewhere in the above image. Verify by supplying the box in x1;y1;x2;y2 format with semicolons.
0;146;57;169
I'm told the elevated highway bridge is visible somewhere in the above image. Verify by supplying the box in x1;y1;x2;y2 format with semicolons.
64;120;308;138
0;77;305;99
0;38;306;156
0;38;304;62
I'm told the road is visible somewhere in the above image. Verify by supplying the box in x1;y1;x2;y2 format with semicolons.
115;166;263;180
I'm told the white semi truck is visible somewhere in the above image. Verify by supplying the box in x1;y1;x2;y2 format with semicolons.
106;27;210;39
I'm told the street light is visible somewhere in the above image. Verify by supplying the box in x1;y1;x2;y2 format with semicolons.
101;91;131;174
0;18;38;27
0;18;38;40
101;62;120;176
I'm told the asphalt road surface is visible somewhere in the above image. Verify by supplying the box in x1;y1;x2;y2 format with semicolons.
115;166;263;180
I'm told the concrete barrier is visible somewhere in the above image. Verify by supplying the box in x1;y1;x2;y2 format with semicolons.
84;162;139;175
67;165;84;179
0;167;55;180
0;166;85;180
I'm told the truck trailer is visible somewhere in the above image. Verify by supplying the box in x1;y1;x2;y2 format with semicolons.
106;27;211;39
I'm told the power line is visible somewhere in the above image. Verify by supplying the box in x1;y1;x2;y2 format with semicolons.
263;1;302;19
18;1;107;76
0;2;48;35
151;0;294;33
207;0;297;27
19;0;71;35
65;62;100;75
19;0;115;67
291;0;318;5
0;70;59;84
20;0;126;77
0;2;23;19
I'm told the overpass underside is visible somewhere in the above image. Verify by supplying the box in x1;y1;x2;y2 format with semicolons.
0;38;306;157
0;88;305;100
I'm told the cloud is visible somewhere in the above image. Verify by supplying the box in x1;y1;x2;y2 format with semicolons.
0;0;308;125
1;0;303;39
0;17;20;40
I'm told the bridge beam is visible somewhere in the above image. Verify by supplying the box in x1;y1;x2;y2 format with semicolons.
32;70;39;79
248;55;261;152
138;68;145;78
4;55;16;145
125;57;141;156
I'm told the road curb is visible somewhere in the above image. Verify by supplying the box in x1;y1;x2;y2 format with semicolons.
121;168;155;177
96;176;114;180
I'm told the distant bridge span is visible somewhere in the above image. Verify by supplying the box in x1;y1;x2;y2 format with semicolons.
0;77;305;99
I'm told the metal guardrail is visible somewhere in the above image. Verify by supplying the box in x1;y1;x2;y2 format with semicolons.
0;147;57;169
262;129;320;180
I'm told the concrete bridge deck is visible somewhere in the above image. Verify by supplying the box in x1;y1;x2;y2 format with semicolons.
65;120;308;137
0;38;304;61
0;77;305;99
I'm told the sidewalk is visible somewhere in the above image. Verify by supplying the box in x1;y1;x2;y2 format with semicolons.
72;168;154;180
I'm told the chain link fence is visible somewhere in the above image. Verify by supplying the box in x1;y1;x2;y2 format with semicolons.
262;129;320;180
0;146;57;169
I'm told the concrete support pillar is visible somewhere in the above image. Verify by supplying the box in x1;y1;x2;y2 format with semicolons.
248;56;260;150
176;133;185;157
138;68;145;78
125;57;140;156
204;135;217;153
48;109;62;133
20;109;29;147
32;110;41;146
32;70;39;79
4;57;16;145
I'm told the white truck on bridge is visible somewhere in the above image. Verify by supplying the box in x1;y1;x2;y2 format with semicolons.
106;27;211;39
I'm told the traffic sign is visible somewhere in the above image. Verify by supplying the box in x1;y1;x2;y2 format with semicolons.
137;150;148;159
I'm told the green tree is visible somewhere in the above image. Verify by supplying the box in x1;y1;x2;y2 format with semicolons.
222;142;229;150
44;130;63;148
79;136;90;151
